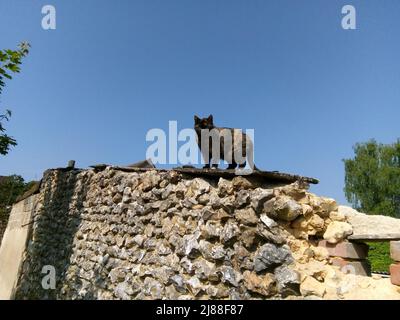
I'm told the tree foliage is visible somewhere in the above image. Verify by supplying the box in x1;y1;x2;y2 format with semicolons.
367;242;393;273
0;110;17;155
0;175;33;208
0;42;30;155
0;175;36;241
344;139;400;217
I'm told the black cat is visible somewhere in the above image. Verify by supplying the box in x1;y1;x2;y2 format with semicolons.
194;115;258;171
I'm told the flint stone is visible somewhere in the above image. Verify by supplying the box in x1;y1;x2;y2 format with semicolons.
219;266;242;287
182;197;198;209
234;190;250;208
193;258;219;281
158;242;172;255
140;172;161;192
203;208;230;221
260;214;278;228
181;234;200;258
218;178;234;196
266;196;303;222
180;257;194;274
169;275;187;293
114;282;134;300
161;184;174;199
197;193;210;205
206;284;229;299
257;225;286;245
274;265;301;297
220;196;235;213
239;227;258;249
199;240;226;261
251;188;275;213
235;207;258;226
186;178;210;198
186;276;204;296
164;285;181;299
208;191;222;209
143;277;164;299
201;221;222;239
109;268;126;283
254;243;293;272
220;221;240;244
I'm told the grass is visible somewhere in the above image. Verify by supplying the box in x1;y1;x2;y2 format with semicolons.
366;242;393;273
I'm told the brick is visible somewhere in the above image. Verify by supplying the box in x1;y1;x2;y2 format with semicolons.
330;257;371;276
390;263;400;286
318;240;368;259
390;241;400;262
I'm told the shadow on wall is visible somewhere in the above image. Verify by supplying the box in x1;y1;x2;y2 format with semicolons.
0;213;8;246
15;169;89;299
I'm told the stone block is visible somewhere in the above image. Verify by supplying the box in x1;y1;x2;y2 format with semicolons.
330;257;371;277
318;240;368;259
390;263;400;286
390;241;400;262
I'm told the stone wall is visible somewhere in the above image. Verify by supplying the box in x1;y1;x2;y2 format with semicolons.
0;195;38;299
12;167;399;300
0;214;7;245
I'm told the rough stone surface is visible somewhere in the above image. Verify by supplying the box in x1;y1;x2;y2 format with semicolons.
260;214;278;229
254;244;293;272
6;167;400;300
339;206;400;240
323;221;353;244
300;276;325;298
274;265;301;297
266;196;302;222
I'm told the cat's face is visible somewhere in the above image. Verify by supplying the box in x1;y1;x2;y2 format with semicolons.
194;115;214;130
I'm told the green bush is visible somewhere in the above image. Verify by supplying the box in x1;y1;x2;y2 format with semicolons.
367;242;393;273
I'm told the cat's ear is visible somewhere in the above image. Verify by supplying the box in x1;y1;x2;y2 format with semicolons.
207;114;213;123
194;115;200;124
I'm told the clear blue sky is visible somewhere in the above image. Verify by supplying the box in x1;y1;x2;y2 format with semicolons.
1;0;400;204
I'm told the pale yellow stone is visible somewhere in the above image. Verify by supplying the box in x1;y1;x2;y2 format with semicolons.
300;276;326;297
323;221;353;244
311;246;329;261
329;210;346;222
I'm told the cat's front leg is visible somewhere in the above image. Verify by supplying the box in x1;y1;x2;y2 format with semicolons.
209;156;219;169
227;161;238;170
203;155;211;169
